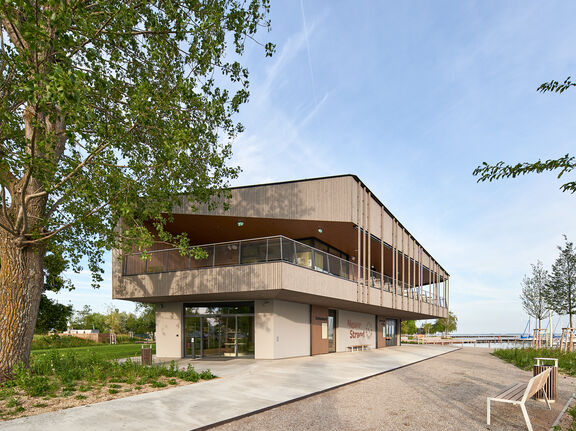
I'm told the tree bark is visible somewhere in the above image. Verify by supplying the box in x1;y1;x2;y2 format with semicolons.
0;230;46;381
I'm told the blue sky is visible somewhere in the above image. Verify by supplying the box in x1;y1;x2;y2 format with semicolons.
49;1;576;334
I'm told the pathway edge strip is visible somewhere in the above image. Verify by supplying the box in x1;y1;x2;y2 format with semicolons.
550;392;576;431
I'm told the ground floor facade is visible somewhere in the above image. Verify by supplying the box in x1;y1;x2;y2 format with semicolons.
155;300;400;359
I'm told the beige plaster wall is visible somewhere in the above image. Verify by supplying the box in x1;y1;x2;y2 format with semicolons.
273;300;310;358
254;300;275;359
254;299;311;359
336;310;376;352
155;302;183;358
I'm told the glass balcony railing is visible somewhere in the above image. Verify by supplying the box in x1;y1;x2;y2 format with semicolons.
122;235;445;304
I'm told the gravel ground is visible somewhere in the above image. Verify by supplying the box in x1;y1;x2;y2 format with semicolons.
211;348;576;431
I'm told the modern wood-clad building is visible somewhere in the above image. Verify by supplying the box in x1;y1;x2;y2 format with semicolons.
112;175;449;359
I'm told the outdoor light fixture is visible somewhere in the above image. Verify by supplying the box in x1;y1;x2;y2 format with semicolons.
317;227;323;233
237;221;244;227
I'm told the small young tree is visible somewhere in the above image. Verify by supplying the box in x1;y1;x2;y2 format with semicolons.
545;236;576;349
433;311;458;336
401;320;417;335
520;261;550;329
421;322;434;336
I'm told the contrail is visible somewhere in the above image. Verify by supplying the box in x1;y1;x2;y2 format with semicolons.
300;0;318;105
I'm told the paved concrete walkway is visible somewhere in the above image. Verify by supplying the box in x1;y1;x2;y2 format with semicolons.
0;345;456;431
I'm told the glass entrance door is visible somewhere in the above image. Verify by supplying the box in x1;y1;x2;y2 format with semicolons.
328;309;337;353
385;319;397;346
184;303;255;358
236;316;254;356
202;317;223;357
185;316;201;358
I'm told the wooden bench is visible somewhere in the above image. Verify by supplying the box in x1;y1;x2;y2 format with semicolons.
346;344;370;352
487;367;553;431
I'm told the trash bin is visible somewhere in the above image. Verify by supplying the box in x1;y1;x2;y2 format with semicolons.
533;357;558;402
141;345;153;365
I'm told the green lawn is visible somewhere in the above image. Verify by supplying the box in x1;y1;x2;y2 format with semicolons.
31;343;156;361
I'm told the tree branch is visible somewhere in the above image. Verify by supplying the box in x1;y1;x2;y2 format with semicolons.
473;154;576;193
68;2;145;59
538;77;576;94
24;122;137;204
0;185;16;235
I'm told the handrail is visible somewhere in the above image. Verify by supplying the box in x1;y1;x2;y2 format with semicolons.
122;235;446;305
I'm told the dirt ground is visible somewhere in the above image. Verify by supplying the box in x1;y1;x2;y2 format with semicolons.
0;375;208;421
211;348;576;431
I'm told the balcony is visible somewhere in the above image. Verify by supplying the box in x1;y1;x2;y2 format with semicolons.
122;235;446;307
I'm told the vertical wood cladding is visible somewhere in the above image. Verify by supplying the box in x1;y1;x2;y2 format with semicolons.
310;305;329;355
377;316;386;348
183;176;356;223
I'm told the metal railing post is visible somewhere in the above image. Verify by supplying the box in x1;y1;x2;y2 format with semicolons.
311;247;315;270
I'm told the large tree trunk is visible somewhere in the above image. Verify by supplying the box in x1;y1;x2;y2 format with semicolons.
0;231;45;382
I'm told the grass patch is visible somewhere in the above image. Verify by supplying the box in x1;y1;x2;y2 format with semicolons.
493;347;576;375
31;343;156;361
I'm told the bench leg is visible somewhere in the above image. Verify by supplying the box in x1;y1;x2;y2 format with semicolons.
520;404;533;431
543;387;551;410
487;398;491;425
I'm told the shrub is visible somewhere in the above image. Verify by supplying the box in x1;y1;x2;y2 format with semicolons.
31;335;97;350
13;363;53;397
5;397;21;408
200;370;215;380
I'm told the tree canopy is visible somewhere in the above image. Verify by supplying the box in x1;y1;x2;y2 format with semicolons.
0;0;273;380
520;260;550;328
432;311;458;335
544;236;576;327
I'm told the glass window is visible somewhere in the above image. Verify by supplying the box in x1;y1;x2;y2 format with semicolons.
214;243;240;266
185;302;254;316
282;239;296;264
295;243;313;268
189;246;214;269
240;239;267;264
267;238;282;261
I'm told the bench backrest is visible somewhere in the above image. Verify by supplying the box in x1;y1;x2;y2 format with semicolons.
522;367;553;402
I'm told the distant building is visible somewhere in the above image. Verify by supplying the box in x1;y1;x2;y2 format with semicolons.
113;175;449;359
